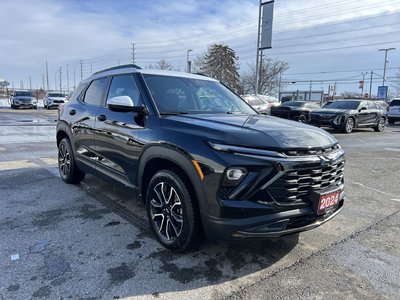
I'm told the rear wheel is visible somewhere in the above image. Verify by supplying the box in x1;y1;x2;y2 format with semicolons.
58;138;85;184
146;169;202;252
342;117;354;133
373;117;385;132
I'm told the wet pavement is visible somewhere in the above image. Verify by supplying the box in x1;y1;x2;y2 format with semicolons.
0;106;399;299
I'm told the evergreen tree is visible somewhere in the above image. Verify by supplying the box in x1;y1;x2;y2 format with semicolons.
197;44;241;92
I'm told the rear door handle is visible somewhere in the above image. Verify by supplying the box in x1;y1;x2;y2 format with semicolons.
97;115;107;122
69;109;76;115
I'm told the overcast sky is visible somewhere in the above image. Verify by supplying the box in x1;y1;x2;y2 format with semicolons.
0;0;399;96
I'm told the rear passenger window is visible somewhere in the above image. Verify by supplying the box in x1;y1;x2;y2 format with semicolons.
107;75;141;106
83;78;108;106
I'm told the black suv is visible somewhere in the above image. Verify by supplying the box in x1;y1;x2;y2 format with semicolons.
57;65;345;251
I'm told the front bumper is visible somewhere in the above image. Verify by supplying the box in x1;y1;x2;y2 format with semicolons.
200;144;346;241
203;197;344;240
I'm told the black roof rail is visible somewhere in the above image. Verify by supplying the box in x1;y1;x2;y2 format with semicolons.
93;64;141;75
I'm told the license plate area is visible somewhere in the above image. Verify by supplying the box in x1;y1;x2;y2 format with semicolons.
317;190;340;215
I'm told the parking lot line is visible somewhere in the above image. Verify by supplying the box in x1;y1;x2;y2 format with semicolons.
40;157;58;165
0;146;6;151
384;148;400;152
0;160;38;171
352;181;398;198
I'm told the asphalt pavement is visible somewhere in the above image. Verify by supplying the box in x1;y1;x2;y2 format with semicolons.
0;103;399;299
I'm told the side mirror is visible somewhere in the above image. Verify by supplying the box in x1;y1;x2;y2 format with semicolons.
107;96;146;114
359;107;367;111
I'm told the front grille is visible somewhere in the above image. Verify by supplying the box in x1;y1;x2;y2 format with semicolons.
266;161;344;205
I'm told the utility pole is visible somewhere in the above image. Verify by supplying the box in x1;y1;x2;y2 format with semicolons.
186;49;193;73
255;0;262;95
309;80;312;101
378;48;395;86
131;43;135;64
42;74;45;90
59;66;62;92
67;64;69;93
46;60;49;91
361;72;368;97
369;70;373;99
80;60;83;81
73;68;76;89
29;76;32;91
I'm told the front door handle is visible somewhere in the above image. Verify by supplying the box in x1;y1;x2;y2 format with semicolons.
97;115;107;122
69;109;76;115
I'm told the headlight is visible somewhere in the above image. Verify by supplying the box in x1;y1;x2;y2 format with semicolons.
32;100;37;104
333;115;343;125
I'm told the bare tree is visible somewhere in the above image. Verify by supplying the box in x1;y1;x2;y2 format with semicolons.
145;59;175;70
241;55;289;96
196;44;241;92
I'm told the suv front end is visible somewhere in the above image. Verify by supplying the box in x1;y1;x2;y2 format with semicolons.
194;141;345;240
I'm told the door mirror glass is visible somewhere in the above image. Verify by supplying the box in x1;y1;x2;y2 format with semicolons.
359;106;367;111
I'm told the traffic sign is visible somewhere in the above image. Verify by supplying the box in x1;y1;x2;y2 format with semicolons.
377;86;388;99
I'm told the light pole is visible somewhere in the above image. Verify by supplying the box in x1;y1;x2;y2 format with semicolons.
378;48;395;86
361;71;368;97
186;49;193;73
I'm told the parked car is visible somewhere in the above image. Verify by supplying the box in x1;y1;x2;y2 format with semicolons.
10;90;37;109
309;99;387;133
241;94;270;114
57;64;345;251
43;92;66;109
270;101;321;123
388;98;400;124
257;94;280;107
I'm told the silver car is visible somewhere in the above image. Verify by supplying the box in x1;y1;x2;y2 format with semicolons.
241;94;271;114
43;92;66;109
388;98;400;124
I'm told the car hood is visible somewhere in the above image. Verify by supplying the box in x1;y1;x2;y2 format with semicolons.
47;97;65;101
161;114;337;150
312;109;356;115
14;97;34;100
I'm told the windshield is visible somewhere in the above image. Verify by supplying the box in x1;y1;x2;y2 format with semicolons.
49;93;64;97
282;102;304;107
15;91;33;97
325;101;360;109
143;75;256;114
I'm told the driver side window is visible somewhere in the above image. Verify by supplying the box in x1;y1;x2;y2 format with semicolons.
107;75;142;106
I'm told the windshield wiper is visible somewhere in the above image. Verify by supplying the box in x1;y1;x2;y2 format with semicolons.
160;112;189;115
226;111;241;114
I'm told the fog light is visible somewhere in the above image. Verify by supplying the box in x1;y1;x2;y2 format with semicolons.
226;168;245;181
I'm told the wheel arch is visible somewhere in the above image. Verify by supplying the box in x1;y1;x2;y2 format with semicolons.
137;145;208;215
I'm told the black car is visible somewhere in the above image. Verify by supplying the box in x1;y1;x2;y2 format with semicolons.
270;101;321;123
309;100;387;133
57;65;345;251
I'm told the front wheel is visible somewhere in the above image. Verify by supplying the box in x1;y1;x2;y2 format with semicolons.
298;114;307;123
374;117;385;132
343;117;354;133
146;169;202;252
58;138;85;184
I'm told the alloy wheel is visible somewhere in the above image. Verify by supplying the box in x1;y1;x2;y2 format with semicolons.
345;118;354;133
58;143;71;179
149;182;183;241
378;118;385;131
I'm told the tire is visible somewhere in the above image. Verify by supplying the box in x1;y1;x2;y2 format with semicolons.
33;106;37;110
373;117;385;132
342;117;354;133
146;169;202;252
298;114;307;123
58;138;85;184
44;103;47;109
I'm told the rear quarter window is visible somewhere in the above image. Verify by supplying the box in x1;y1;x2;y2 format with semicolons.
390;100;400;106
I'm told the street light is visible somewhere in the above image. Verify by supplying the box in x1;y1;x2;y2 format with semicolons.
360;71;368;97
378;48;395;86
186;49;193;73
